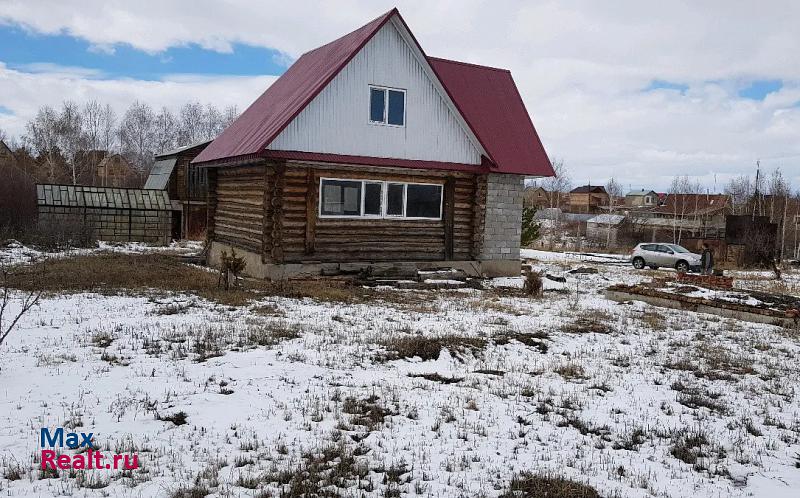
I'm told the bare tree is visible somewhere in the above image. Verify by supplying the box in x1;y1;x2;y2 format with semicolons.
56;101;86;185
82;100;106;183
222;105;239;128
605;177;622;248
177;102;206;146
542;158;572;209
24;106;62;182
203;103;225;140
668;175;695;244
540;158;572;250
767;167;791;263
119;101;156;179
99;104;117;154
154;107;178;155
0;263;42;348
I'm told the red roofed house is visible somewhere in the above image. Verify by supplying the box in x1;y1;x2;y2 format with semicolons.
193;8;554;278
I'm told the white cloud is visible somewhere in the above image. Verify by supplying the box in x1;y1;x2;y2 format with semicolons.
0;62;276;138
1;0;799;189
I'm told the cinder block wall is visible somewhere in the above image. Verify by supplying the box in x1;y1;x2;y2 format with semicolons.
478;173;525;262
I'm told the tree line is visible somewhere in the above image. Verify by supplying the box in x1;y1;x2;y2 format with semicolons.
1;100;238;187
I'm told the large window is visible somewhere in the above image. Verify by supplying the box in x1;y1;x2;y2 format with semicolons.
369;86;405;126
319;178;442;219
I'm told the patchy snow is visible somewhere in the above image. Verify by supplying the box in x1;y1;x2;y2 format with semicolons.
1;247;799;497
0;240;203;267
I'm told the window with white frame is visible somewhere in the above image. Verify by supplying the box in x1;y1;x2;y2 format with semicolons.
319;178;442;219
369;86;405;126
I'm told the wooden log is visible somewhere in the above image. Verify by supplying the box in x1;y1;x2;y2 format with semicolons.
305;167;316;255
444;176;455;260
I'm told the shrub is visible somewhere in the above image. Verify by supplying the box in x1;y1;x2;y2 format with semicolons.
521;207;541;247
523;270;543;297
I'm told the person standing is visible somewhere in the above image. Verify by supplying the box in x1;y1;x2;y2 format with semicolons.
700;243;714;275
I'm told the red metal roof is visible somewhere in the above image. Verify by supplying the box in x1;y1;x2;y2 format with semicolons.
428;57;553;176
194;8;553;178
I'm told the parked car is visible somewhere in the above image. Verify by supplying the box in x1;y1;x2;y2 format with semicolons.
630;243;701;272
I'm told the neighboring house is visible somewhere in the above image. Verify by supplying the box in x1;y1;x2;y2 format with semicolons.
586;213;625;247
145;140;212;239
96;154;137;188
627;193;730;241
0;140;16;168
192;8;554;279
625;189;658;207
524;186;551;209
568;185;608;214
639;193;728;221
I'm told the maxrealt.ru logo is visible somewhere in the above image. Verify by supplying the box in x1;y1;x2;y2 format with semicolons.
40;428;138;470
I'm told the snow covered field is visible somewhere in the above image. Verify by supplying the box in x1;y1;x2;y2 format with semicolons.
1;245;799;497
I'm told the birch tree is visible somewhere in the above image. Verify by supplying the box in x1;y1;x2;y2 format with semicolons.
605;177;622;248
119;101;156;179
154;107;178;155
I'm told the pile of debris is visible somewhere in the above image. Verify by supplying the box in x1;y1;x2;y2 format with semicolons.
675;272;733;289
606;281;800;327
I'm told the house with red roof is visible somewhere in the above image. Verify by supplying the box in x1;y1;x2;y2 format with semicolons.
193;8;554;278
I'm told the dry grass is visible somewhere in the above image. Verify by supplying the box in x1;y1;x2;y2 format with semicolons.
4;253;372;306
381;334;487;361
500;472;600;498
560;313;615;335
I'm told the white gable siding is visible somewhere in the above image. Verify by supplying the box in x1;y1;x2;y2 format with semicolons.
268;22;483;165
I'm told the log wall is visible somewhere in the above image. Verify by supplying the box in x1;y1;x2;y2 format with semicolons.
281;162;477;263
212;164;266;255
207;161;482;264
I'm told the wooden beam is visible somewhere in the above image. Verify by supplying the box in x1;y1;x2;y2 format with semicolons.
261;165;272;263
205;168;217;244
304;167;317;255
444;176;455;260
271;162;286;263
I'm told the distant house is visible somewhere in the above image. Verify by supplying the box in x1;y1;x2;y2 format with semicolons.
568;185;608;214
145;140;211;239
625;189;658;208
628;193;730;241
191;9;554;278
524;186;551;209
0;140;16;168
96;154;136;188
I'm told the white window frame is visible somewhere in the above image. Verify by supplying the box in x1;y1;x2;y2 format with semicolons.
318;177;442;220
368;85;406;127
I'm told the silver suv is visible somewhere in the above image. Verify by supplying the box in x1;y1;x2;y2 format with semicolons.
630;243;701;272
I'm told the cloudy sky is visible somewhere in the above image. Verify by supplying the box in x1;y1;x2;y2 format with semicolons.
1;0;798;190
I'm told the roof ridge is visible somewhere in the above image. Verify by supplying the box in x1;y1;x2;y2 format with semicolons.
301;8;398;58
427;56;511;73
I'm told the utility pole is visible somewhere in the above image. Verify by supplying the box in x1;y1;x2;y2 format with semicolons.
752;161;760;220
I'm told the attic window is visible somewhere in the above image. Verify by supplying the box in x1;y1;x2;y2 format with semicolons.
369;86;405;126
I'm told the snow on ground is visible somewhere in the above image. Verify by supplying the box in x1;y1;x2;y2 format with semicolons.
0;240;203;266
1;246;800;497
